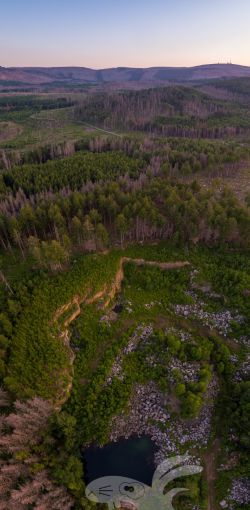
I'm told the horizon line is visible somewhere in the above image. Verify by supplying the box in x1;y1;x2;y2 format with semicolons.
2;62;250;71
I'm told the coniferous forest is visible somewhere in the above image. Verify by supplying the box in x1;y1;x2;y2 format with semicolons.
0;78;249;510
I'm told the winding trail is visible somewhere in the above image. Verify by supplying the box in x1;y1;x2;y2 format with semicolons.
82;122;123;138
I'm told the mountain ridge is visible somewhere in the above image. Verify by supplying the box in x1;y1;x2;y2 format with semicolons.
1;63;250;85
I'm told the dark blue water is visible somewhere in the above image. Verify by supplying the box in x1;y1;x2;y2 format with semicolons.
83;436;155;486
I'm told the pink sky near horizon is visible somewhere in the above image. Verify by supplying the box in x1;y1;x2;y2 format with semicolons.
1;0;250;68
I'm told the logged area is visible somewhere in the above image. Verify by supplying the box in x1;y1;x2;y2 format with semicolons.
0;80;249;510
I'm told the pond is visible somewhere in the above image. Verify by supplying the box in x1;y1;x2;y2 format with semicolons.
112;303;124;314
83;436;155;486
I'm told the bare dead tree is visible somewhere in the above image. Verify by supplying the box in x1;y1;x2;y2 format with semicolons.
0;271;13;294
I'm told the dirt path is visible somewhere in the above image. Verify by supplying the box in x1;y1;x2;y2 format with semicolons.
82;122;123;138
180;317;241;352
155;313;240;353
204;438;220;510
122;257;190;270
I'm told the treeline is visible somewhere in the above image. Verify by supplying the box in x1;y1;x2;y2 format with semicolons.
0;95;75;113
1;135;248;188
75;86;226;128
0;172;250;264
164;137;249;176
0;151;144;195
0;135;139;170
209;77;250;101
148;121;243;139
75;86;250;138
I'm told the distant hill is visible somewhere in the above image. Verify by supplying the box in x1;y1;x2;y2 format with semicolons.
1;63;250;87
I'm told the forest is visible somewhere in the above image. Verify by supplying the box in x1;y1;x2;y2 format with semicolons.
75;85;250;137
0;84;249;510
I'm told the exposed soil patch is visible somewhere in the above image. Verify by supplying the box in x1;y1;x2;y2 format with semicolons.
122;257;190;270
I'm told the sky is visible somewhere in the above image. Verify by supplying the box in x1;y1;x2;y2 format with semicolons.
1;0;250;68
